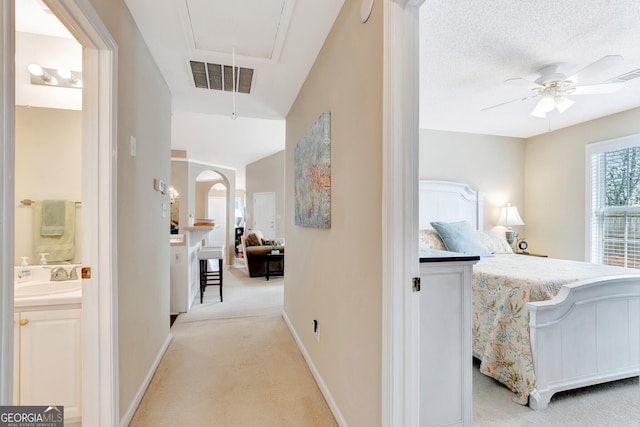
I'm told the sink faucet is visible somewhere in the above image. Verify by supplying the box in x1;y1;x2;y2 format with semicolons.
68;266;81;280
48;266;69;281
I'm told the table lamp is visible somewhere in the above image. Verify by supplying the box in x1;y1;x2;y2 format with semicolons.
496;203;524;245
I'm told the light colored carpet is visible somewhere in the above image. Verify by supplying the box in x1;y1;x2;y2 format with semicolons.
473;359;640;426
130;315;337;427
179;265;284;322
130;267;337;427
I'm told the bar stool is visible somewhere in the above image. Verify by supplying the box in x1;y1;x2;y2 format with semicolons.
198;246;224;303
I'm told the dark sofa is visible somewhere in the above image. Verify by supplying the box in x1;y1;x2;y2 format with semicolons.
241;230;285;277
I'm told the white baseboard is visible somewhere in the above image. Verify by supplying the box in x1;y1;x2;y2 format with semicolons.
281;311;348;427
119;333;173;427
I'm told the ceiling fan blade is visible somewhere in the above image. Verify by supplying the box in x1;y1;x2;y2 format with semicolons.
480;95;536;111
567;55;624;84
571;81;625;95
504;77;543;90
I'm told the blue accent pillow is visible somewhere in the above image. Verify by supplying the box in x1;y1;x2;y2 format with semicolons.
430;221;492;256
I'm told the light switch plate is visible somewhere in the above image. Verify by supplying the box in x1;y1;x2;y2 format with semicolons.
130;136;137;157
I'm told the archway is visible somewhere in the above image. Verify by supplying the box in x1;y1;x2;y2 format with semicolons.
195;170;228;248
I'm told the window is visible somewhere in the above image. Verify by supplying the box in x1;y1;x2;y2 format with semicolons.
587;135;640;268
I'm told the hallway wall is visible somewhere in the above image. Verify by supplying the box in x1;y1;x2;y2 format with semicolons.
89;0;173;420
284;0;383;425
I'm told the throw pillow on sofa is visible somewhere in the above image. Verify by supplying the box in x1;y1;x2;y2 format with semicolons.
245;233;261;247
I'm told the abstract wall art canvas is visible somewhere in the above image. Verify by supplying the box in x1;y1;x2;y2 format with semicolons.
294;112;331;228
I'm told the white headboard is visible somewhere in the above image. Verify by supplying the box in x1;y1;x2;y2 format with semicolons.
419;180;484;230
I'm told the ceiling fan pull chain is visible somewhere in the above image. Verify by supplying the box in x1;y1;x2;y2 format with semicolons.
231;47;237;120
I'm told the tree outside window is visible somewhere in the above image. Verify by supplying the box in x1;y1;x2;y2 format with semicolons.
595;146;640;268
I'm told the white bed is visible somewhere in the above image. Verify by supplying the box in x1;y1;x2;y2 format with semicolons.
419;180;640;410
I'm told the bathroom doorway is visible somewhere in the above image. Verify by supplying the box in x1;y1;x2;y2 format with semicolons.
1;0;118;423
13;5;84;419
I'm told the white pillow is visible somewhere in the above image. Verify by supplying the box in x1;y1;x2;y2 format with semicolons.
476;230;513;254
419;229;446;251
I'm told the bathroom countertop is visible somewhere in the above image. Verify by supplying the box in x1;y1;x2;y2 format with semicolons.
14;288;82;309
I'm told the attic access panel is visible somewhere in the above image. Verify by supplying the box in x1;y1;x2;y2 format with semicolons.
184;0;292;61
189;61;253;94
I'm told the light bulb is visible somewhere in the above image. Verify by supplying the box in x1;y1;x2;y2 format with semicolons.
57;67;71;79
28;64;44;76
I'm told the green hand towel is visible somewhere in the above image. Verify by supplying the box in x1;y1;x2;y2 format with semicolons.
34;200;76;262
41;200;66;236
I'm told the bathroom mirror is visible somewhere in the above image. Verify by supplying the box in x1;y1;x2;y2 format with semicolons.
170;185;179;234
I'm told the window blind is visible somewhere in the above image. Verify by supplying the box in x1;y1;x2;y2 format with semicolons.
589;143;640;268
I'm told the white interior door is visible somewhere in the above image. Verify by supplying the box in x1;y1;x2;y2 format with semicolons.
253;192;276;239
207;196;226;246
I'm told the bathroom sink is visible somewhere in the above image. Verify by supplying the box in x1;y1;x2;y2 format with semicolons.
15;280;82;297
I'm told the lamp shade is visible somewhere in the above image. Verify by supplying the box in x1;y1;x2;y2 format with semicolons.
496;204;524;227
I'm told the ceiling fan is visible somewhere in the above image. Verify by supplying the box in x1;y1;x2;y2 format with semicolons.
482;55;627;118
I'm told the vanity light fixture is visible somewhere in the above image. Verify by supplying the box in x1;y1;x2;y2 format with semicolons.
28;63;57;85
56;67;83;88
28;63;83;89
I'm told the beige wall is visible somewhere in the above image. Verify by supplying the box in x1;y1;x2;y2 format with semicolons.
525;107;640;260
284;0;382;425
89;0;173;419
245;150;285;237
419;129;526;232
14;106;82;264
195;179;225;220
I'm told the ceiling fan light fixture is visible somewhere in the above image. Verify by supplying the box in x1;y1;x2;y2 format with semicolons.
530;103;547;118
538;95;556;113
554;95;574;113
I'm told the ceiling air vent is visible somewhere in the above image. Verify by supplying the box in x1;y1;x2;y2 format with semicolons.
190;61;253;94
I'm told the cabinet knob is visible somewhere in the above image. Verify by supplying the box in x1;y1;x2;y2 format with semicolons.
19;319;29;326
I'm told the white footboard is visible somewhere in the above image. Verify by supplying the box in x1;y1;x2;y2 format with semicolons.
526;275;640;410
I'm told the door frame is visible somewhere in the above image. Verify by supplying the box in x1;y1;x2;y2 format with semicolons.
0;0;119;424
382;1;424;426
0;0;16;405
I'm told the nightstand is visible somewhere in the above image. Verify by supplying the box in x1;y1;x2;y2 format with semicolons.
515;251;548;257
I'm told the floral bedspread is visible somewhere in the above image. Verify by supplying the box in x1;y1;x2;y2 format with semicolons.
472;254;637;404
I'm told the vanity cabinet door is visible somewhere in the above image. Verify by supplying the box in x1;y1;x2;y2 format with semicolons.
18;308;82;420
